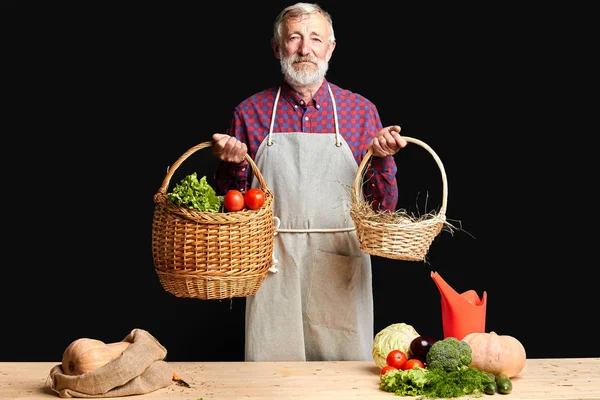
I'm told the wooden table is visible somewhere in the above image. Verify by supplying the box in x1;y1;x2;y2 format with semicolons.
2;358;599;399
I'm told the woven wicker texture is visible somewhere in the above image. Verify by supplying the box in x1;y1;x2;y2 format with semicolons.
152;141;275;300
350;137;448;261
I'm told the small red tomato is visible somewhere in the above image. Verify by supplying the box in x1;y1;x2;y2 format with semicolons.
244;187;265;210
386;350;407;370
224;189;245;212
403;358;425;370
380;365;398;376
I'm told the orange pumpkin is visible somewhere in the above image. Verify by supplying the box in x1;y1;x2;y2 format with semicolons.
462;331;526;378
61;338;131;376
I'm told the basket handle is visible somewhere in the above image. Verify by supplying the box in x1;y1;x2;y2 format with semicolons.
353;136;448;216
157;140;269;195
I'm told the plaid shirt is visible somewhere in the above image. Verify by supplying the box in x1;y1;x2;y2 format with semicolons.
214;79;398;211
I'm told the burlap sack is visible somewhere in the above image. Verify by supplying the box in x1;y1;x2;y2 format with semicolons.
48;328;174;398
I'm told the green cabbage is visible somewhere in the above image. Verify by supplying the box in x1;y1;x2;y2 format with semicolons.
372;323;420;368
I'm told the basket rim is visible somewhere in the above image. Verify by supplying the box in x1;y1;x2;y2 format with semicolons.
155;139;270;197
352;136;448;217
353;212;447;228
153;189;274;223
153;139;274;223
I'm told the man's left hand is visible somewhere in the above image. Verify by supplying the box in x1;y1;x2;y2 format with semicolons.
370;125;407;157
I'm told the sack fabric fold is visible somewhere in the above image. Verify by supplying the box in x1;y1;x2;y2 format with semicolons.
48;328;174;398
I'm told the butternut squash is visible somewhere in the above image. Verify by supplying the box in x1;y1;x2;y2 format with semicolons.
61;338;131;376
462;331;526;378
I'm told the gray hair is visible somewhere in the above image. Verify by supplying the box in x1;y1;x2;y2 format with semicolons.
273;2;335;48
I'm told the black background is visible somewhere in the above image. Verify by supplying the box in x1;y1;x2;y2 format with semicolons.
5;3;595;362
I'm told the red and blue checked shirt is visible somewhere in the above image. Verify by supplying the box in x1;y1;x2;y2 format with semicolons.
214;79;398;211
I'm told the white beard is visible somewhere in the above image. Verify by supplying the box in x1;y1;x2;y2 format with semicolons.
280;53;329;88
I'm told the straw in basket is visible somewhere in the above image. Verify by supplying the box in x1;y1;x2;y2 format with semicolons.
152;141;275;300
350;136;448;262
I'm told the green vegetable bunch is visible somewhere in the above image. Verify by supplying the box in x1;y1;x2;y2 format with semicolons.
167;172;222;213
380;337;497;398
426;337;472;372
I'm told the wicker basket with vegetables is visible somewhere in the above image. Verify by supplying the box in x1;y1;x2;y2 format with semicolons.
151;141;275;300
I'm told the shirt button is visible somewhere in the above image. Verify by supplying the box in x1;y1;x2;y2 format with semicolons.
294;105;298;109
241;167;246;172
316;104;320;109
304;117;309;121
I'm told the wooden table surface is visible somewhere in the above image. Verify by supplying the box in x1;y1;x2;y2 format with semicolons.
1;358;599;399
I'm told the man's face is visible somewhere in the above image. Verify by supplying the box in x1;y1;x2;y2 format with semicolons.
277;12;335;87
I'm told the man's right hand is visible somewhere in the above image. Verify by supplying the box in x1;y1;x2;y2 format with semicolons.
212;133;248;163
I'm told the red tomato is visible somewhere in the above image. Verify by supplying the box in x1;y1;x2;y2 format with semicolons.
403;358;425;370
244;188;265;210
224;190;245;212
386;350;407;370
380;365;398;376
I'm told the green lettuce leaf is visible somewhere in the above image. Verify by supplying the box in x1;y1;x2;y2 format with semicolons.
167;172;222;213
380;368;429;396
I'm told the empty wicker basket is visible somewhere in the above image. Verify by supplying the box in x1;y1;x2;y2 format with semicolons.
152;141;275;300
350;136;448;261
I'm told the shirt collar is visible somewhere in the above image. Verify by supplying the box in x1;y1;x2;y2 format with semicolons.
280;79;330;110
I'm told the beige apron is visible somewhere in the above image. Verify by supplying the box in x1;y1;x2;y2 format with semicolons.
246;85;373;361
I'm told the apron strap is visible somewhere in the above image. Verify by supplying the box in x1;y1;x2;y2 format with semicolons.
327;84;342;147
267;87;280;146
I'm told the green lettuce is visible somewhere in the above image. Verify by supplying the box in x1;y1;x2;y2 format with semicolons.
380;368;429;396
167;172;222;213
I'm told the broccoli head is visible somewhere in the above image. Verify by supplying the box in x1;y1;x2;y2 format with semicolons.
425;337;472;372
